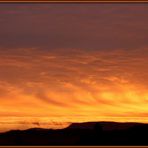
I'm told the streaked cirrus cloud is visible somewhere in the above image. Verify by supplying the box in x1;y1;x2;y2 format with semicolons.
0;4;148;131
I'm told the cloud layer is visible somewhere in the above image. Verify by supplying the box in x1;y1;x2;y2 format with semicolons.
0;47;148;120
0;4;148;130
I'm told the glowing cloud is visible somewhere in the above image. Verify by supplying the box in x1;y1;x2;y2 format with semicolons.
0;4;148;131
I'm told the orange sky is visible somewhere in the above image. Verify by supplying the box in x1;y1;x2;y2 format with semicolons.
0;3;148;131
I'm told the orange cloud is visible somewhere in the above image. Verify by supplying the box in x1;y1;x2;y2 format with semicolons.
0;47;148;132
1;3;148;132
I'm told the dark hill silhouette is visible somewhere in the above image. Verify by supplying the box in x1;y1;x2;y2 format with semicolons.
0;121;148;145
68;121;141;131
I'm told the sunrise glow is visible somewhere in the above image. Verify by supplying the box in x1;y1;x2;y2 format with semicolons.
0;3;148;131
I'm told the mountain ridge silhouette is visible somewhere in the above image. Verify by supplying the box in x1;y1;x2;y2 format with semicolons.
0;121;148;146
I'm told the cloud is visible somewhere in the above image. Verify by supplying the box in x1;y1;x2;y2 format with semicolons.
0;4;148;50
0;46;148;122
0;4;148;128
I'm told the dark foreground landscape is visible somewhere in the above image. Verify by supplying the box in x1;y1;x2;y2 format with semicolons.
0;121;148;146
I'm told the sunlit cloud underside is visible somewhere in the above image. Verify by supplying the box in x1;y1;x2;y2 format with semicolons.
0;48;148;124
0;4;148;131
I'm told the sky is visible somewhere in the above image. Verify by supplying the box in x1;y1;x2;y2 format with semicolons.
0;3;148;131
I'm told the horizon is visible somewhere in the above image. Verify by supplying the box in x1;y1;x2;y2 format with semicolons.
0;118;148;133
0;3;148;132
